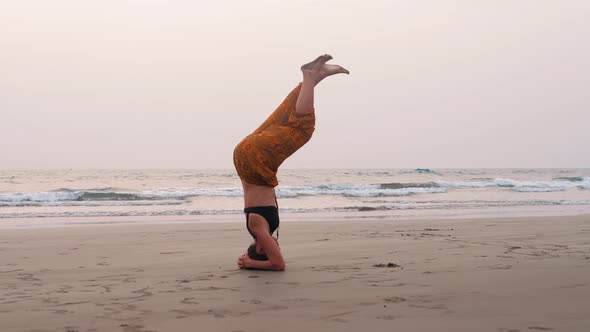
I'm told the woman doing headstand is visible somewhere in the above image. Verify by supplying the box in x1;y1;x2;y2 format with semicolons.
234;54;349;271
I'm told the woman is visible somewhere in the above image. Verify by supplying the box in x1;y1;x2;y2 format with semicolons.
234;54;349;271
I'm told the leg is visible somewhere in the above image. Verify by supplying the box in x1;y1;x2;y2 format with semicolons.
235;54;349;198
296;54;349;115
250;85;302;136
251;54;350;134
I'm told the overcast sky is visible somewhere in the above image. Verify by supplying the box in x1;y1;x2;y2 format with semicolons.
1;0;589;169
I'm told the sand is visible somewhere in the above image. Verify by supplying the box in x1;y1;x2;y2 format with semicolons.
1;215;590;332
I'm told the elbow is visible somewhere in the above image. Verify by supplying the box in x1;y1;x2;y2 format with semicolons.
272;261;286;271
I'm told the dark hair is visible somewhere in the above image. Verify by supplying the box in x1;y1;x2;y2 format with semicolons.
247;243;268;261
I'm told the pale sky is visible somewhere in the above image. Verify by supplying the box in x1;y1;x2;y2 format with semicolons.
1;0;589;169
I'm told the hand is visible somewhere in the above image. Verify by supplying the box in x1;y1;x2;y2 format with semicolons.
237;253;251;269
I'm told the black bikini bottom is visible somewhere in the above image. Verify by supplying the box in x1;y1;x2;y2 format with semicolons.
244;206;280;239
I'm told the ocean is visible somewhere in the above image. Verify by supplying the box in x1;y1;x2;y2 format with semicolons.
1;169;589;225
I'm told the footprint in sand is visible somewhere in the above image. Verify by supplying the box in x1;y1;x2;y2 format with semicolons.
528;327;554;331
130;287;152;299
559;283;586;289
0;269;23;273
50;309;71;315
281;297;310;303
264;281;300;286
17;273;41;282
408;303;447;310
477;264;512;270
491;264;512;270
373;263;402;268
383;296;406;303
358;302;376;306
180;297;199;305
206;309;227;318
320;310;356;323
497;255;515;259
120;323;156;332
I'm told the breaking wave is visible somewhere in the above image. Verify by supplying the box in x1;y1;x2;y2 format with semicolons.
2;199;589;219
1;177;588;206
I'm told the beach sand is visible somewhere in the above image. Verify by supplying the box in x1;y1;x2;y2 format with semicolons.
1;215;589;332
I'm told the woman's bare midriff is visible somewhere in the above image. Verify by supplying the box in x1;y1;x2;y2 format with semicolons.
241;181;277;208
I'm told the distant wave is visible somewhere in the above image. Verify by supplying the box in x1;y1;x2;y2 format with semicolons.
381;177;589;192
0;192;81;202
2;199;589;219
339;199;590;212
0;188;243;203
553;176;584;182
380;182;439;189
0;200;184;208
0;209;239;219
0;184;448;204
414;168;435;173
436;177;590;192
1;177;588;205
277;184;447;198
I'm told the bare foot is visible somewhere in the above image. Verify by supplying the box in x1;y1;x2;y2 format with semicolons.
301;54;349;85
301;54;333;71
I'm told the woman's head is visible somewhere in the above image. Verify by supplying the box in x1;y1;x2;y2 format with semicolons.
247;242;268;261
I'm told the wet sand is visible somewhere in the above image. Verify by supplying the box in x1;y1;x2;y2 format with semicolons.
1;215;590;332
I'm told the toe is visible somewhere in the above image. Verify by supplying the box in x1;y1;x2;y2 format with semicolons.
320;54;333;63
302;55;327;70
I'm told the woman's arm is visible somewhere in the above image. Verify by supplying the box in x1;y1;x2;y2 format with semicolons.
238;253;284;271
255;231;285;270
238;214;285;271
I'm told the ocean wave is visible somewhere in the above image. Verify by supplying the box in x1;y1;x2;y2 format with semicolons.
511;187;566;193
380;182;439;189
1;177;588;205
0;200;184;208
553;176;584;182
436;177;590;191
330;199;590;212
0;184;447;204
0;188;244;203
398;168;439;175
2;199;589;219
0;192;81;202
277;184;447;198
0;209;241;219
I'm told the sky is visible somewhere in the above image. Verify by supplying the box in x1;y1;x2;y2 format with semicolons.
1;0;589;169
